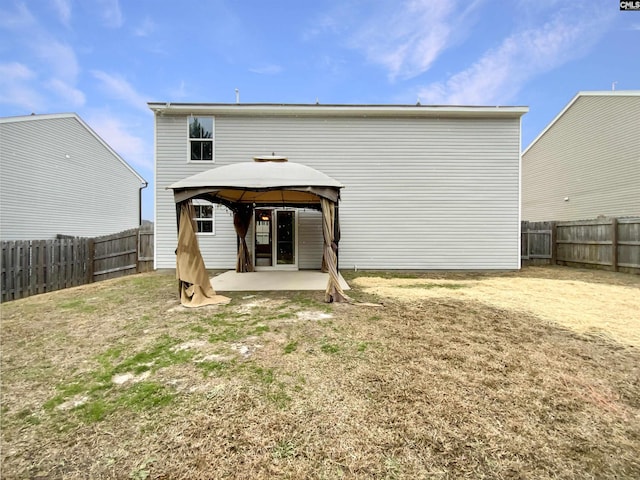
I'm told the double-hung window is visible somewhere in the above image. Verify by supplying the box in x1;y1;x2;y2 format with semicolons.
193;200;214;234
188;116;214;161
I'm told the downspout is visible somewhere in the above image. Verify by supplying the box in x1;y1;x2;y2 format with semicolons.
139;181;149;226
136;181;149;275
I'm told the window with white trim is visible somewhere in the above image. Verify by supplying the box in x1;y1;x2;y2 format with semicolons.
188;116;214;161
193;200;215;234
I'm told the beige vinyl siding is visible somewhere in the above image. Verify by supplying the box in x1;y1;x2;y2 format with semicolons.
155;113;521;270
0;116;144;240
522;94;640;221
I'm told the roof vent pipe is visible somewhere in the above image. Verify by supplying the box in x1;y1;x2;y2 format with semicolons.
235;88;240;103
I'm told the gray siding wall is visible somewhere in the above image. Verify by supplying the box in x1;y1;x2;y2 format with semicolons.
0;116;143;240
156;114;521;270
298;209;324;269
522;95;640;221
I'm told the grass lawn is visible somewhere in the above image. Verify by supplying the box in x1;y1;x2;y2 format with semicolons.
1;266;639;479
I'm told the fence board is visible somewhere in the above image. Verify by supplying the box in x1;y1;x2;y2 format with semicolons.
16;242;25;300
1;226;155;302
4;242;14;301
138;228;154;273
33;242;40;295
52;241;59;291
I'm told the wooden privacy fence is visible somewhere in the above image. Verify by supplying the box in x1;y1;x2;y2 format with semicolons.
521;221;553;264
92;227;154;282
522;217;640;274
1;226;154;302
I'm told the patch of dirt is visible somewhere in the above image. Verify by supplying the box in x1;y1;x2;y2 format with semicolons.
112;371;150;385
171;340;208;352
231;341;262;357
56;395;89;411
295;311;333;321
236;298;286;314
194;353;233;363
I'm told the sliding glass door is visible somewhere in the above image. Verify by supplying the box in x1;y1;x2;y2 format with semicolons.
254;209;297;269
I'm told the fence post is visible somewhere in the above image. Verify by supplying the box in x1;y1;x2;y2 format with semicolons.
521;221;528;261
551;222;557;265
611;217;618;272
14;241;22;301
136;228;141;273
88;238;95;284
28;240;35;297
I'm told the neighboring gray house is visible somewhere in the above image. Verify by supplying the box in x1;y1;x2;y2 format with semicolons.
150;103;528;271
522;91;640;221
0;113;147;240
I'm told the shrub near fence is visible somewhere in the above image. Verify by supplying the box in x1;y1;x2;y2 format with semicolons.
522;216;640;274
1;226;154;302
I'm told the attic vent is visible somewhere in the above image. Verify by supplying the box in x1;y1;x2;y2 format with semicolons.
253;154;288;162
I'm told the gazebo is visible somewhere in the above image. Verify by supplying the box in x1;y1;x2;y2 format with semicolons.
168;156;348;306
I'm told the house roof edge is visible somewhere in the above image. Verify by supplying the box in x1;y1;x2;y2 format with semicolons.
523;90;640;155
147;102;528;118
0;112;147;186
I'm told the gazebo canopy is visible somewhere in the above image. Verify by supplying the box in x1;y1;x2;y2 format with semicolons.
169;157;343;207
168;156;349;305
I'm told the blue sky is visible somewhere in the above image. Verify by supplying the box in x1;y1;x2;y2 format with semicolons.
1;0;638;221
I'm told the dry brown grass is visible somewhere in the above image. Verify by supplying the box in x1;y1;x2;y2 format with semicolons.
1;267;639;479
350;266;640;348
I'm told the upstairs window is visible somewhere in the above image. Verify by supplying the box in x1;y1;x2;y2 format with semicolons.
193;200;214;234
188;116;214;161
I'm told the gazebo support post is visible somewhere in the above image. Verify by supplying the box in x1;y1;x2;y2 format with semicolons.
334;204;340;271
175;202;183;296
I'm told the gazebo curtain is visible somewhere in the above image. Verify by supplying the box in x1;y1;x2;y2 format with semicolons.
321;198;349;303
174;198;347;304
176;201;230;307
233;205;254;273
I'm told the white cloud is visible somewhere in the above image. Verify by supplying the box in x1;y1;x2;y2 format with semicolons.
46;78;85;107
249;64;283;75
0;4;85;111
98;0;123;28
92;70;149;112
0;62;43;111
0;2;35;29
134;17;155;37
86;115;153;171
169;80;188;100
418;8;613;105
0;62;34;80
34;39;80;83
349;0;459;81
52;0;72;26
302;11;344;41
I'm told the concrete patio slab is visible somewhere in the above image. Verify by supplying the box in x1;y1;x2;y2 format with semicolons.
211;270;350;292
